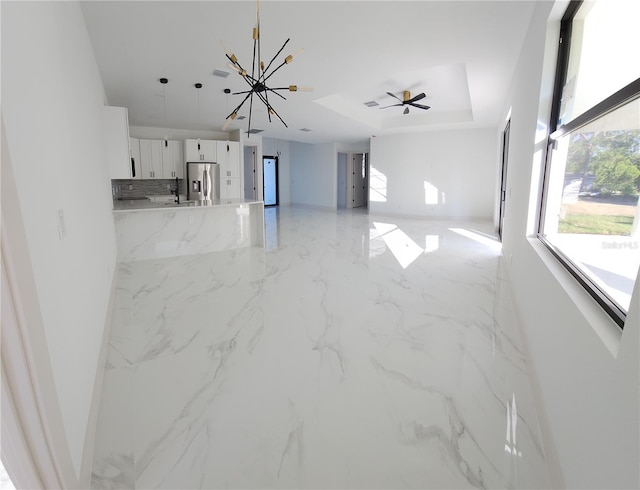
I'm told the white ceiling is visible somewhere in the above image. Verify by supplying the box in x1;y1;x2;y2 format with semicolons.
81;1;536;144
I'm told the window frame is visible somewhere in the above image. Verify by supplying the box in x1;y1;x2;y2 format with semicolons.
537;0;640;329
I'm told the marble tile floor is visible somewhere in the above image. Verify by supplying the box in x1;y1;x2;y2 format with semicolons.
91;206;551;489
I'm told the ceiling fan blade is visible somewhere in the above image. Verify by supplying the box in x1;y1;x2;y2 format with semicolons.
403;107;409;115
379;103;403;109
407;93;426;103
386;91;402;102
410;103;431;110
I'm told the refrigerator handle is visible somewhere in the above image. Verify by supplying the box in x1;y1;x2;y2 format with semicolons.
203;168;209;197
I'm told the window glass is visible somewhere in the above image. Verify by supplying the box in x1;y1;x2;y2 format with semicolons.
559;1;640;125
542;97;640;313
540;0;640;326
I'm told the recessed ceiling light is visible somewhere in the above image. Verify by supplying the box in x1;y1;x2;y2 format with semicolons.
247;129;264;134
364;101;379;107
212;69;230;78
300;128;312;132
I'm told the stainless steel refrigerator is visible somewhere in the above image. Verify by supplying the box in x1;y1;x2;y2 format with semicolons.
186;162;220;201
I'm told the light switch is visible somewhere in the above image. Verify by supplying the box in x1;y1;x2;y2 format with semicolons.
57;209;66;240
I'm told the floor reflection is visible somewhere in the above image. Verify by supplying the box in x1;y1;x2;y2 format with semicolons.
264;206;279;252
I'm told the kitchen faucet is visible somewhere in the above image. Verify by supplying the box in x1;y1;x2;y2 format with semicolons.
172;177;180;204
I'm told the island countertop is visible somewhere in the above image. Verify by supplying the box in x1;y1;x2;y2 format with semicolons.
112;198;265;261
112;198;263;213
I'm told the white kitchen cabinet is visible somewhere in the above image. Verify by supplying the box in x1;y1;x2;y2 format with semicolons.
216;141;241;179
162;140;184;179
184;139;216;162
220;178;241;200
129;137;142;180
216;141;241;199
139;139;164;179
104;106;138;179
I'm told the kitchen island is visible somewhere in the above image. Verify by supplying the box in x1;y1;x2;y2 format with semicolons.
113;198;265;261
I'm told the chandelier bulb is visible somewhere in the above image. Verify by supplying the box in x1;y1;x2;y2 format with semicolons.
285;48;304;64
220;40;237;64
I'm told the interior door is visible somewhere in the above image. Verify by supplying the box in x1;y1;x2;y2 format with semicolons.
244;146;256;200
498;119;511;240
337;152;348;208
263;156;278;206
352;153;367;208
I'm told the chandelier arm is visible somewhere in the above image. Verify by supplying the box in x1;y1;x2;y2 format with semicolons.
264;102;288;128
226;91;253;119
248;91;255;134
251;90;288;128
263;88;287;100
252;88;275;108
261;60;288;84
261;38;290;77
225;54;250;77
264;91;273;123
251;36;258;87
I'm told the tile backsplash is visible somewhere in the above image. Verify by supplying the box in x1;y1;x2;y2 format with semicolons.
112;179;185;199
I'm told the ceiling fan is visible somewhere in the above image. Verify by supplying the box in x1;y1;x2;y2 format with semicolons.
380;91;430;114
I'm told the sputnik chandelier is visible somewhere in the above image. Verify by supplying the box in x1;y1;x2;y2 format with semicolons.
222;0;310;134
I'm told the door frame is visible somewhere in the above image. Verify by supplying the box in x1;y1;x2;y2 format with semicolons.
337;152;348;209
351;152;369;209
262;155;279;206
243;145;258;200
498;119;511;240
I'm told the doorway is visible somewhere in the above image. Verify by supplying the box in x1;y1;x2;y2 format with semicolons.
337;152;348;209
352;153;368;209
498;119;511;240
263;155;278;206
244;146;257;200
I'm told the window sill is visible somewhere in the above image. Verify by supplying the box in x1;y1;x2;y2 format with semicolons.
527;237;623;358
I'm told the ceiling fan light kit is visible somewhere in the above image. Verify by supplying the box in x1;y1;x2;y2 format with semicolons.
221;0;310;135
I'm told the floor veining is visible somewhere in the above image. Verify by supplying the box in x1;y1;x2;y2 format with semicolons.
91;206;550;489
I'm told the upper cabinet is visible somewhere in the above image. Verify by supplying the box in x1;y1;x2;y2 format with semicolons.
184;139;217;162
162;140;184;179
217;141;241;199
104;106;138;179
216;141;241;178
139;139;163;179
129;137;142;180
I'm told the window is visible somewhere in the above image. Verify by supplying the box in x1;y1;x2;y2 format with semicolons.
539;0;640;328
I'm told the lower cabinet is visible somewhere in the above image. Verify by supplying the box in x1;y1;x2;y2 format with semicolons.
220;178;241;199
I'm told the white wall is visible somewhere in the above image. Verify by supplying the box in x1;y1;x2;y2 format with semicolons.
500;2;639;488
2;1;117;479
290;142;337;208
263;137;291;205
369;130;497;219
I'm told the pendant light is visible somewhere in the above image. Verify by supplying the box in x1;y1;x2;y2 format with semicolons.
195;83;202;151
160;77;168;147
